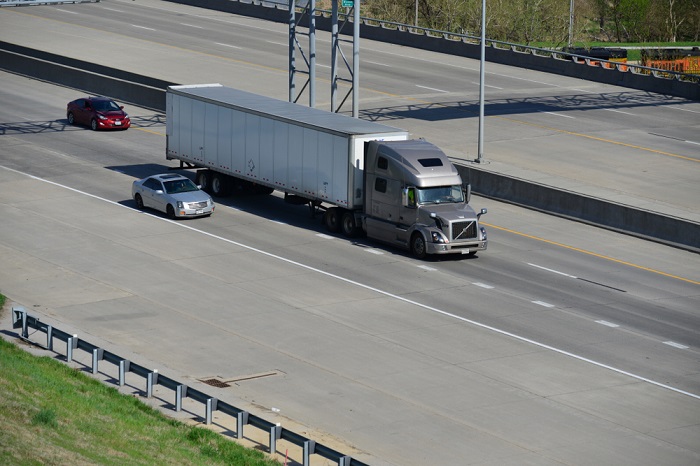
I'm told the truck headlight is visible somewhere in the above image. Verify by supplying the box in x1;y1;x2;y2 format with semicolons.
480;227;487;241
431;231;447;243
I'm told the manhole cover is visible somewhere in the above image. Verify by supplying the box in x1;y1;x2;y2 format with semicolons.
201;378;231;388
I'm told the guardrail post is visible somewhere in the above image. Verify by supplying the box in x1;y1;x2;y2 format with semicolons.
339;456;352;466
91;348;103;374
147;370;158;398
175;385;187;412
46;325;53;351
119;360;130;386
205;398;218;425
303;440;316;466
270;424;282;454
11;306;28;338
66;335;78;362
236;411;249;439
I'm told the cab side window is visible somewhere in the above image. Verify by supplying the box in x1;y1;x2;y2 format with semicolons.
374;177;387;193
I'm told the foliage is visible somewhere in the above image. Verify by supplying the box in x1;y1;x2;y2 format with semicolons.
359;0;700;43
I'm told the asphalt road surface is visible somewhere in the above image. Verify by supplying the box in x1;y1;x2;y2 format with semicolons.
0;1;699;465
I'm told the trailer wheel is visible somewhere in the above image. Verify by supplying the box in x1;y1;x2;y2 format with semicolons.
196;171;211;193
410;232;427;259
324;207;341;233
211;173;229;197
341;211;359;237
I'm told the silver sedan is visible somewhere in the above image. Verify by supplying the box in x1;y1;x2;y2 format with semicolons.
132;173;214;219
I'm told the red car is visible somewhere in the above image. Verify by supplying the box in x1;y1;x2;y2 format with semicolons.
67;96;131;130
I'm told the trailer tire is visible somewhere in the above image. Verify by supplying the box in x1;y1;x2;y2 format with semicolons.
324;207;341;233
410;232;427;259
341;211;359;237
196;171;211;193
211;173;229;197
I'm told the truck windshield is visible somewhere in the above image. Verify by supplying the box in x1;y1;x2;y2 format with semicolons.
416;185;464;205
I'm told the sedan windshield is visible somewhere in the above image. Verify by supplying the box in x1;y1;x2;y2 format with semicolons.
164;179;198;194
416;185;464;204
92;100;121;112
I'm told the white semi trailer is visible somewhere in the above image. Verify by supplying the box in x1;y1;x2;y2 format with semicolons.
166;84;487;258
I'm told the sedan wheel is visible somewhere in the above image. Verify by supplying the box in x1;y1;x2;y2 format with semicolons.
134;193;144;210
166;204;176;219
90;119;98;131
67;112;75;125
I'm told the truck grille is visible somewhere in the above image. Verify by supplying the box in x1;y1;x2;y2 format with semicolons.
451;221;477;241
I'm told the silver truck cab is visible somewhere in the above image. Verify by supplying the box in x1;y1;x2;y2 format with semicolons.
363;139;487;258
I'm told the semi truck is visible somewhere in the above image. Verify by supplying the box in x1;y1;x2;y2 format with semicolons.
166;84;487;259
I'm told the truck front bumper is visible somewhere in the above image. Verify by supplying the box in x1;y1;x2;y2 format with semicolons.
427;240;488;256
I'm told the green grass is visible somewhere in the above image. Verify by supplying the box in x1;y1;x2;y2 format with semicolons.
0;294;279;466
532;41;699;62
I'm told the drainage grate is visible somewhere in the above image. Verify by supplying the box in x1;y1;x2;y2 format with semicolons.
200;378;231;388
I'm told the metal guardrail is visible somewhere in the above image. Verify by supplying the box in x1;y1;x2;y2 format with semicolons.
0;0;97;6
241;0;700;83
11;306;366;466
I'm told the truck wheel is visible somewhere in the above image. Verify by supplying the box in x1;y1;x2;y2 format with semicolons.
410;233;427;259
324;207;341;233
341;211;359;237
211;173;229;197
196;171;211;193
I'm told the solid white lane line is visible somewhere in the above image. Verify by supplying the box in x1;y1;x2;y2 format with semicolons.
596;320;620;328
473;282;494;289
664;341;689;349
181;23;204;29
316;233;335;239
132;25;157;31
3;165;698;401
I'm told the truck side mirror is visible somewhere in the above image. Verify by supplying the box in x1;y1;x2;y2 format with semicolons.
477;208;487;219
463;183;471;204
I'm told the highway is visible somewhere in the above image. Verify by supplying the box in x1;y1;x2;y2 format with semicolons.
1;1;699;464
